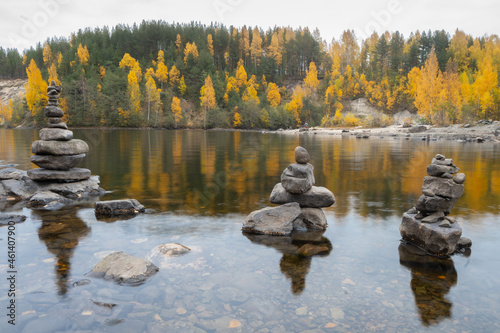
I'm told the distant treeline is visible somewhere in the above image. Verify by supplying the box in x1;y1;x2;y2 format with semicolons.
0;20;498;128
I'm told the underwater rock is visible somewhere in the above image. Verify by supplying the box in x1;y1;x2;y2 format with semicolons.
87;251;158;285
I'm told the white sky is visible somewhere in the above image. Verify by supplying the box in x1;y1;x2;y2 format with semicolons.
1;0;499;52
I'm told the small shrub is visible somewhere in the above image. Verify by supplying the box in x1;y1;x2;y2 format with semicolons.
343;112;361;126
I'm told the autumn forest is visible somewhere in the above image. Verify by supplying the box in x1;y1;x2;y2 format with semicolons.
0;21;498;129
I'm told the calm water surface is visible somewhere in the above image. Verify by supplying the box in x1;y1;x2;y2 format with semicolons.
0;129;500;332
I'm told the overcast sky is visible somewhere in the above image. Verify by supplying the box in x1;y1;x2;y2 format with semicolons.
1;0;498;52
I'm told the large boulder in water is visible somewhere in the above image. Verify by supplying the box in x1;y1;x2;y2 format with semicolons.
242;202;302;235
400;212;462;256
87;251;158;285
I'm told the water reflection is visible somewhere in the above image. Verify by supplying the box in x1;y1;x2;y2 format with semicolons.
243;230;332;294
34;207;90;296
398;242;457;326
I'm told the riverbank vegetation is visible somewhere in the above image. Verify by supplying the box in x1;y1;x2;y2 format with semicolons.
0;21;498;128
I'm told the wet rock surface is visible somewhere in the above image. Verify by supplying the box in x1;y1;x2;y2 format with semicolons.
244;146;335;235
242;202;302;235
400;213;462;256
87;251;159;285
400;154;470;256
269;183;335;208
95;199;145;216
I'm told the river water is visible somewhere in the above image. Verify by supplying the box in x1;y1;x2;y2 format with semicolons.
0;128;500;332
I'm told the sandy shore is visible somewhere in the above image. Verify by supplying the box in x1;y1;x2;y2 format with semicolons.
272;122;500;143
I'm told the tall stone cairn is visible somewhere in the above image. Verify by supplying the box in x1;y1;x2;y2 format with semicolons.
28;81;91;181
400;154;471;256
243;146;335;235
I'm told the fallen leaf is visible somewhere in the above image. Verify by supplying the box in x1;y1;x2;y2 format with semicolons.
342;278;355;285
228;319;241;328
438;275;446;279
325;322;337;328
81;311;93;316
154;313;162;321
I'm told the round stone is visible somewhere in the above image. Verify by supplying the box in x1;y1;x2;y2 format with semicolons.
27;168;91;181
44;106;64;118
453;173;466;184
281;163;315;194
30;154;85;170
48;117;63;124
32;139;89;155
39;128;73;141
295;146;310;164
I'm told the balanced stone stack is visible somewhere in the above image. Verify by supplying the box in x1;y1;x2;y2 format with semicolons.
400;154;472;256
243;146;335;235
28;81;90;181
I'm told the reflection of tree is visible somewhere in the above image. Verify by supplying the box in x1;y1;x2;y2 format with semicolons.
34;207;90;296
243;230;332;294
398;243;457;326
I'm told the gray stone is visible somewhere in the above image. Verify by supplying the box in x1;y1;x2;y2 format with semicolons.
457;237;472;248
422;176;464;199
30;154;85;170
35;175;104;199
47;122;68;129
39;128;73;141
242;202;302;235
28;190;72;210
295;146;311;164
408;125;427;133
299;208;328;230
435;154;445;160
427;164;459;177
421;211;445;223
87;251;158;285
442;173;453;179
439;220;452;228
28;168;91;181
1;177;38;199
32;139;89;155
431;158;454;166
0;214;26;225
95;199;145;216
48;117;63;124
407;207;418;214
464;123;471;128
416;194;458;215
44;106;64;117
422;189;435;197
146;243;191;265
281;163;315;194
444;216;457;223
0;167;24;180
400;213;462;256
453;173;466;184
270;183;335;208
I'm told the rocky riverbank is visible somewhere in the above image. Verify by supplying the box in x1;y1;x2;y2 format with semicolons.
271;121;500;142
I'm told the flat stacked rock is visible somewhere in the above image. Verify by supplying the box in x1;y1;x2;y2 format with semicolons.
28;81;90;181
400;154;471;256
243;146;335;235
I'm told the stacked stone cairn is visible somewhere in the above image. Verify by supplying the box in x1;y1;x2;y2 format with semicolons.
400;154;472;256
28;81;90;181
243;146;335;235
